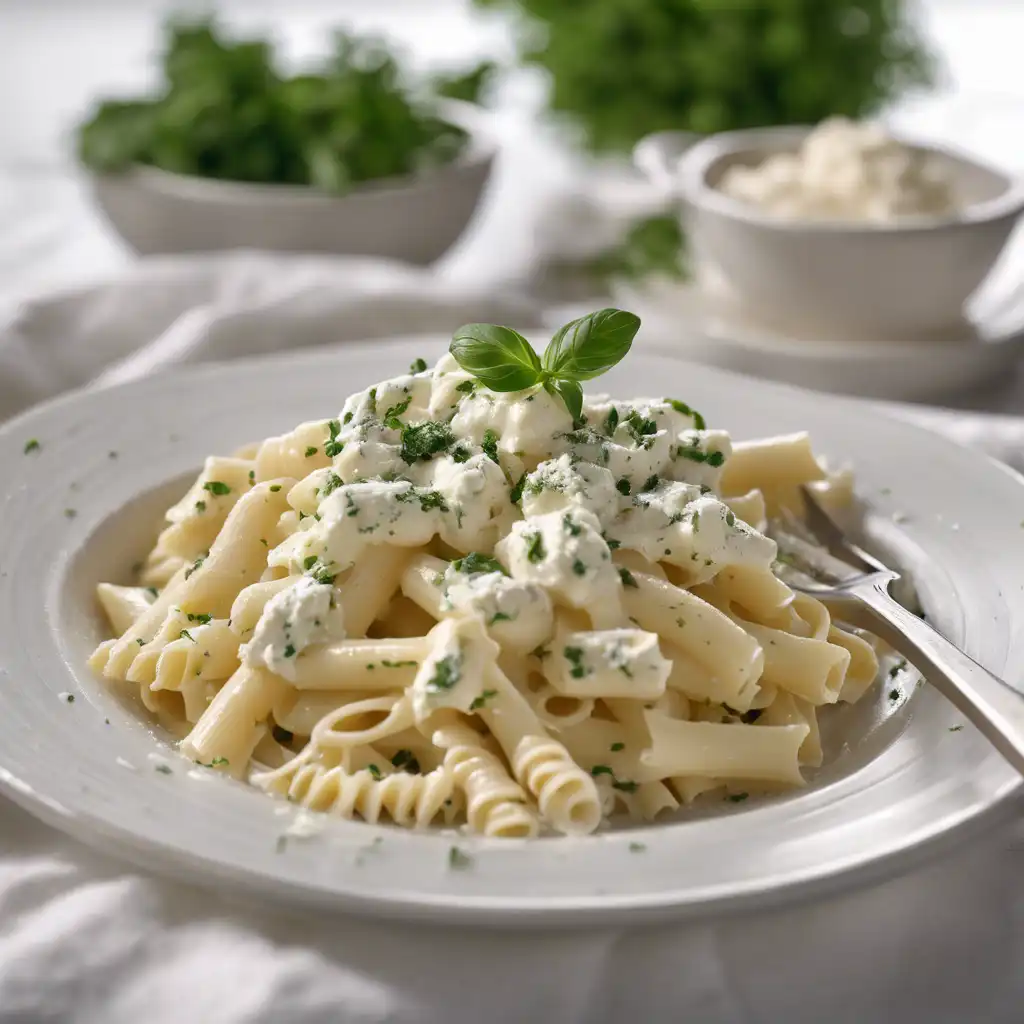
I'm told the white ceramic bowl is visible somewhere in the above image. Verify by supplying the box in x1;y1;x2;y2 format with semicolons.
634;126;1024;339
90;137;495;265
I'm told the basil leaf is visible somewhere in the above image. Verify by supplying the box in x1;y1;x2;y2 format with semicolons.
542;308;640;381
546;378;583;425
450;324;543;392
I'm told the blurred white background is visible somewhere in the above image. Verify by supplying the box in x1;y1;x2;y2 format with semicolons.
2;0;1023;302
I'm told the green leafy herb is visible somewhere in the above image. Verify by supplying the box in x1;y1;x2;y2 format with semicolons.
888;688;900;701
449;308;639;419
675;443;725;467
448;845;472;870
409;357;428;374
629;841;646;853
666;398;706;430
888;659;907;679
564;645;587;679
525;531;546;563
24;439;40;454
426;653;462;692
400;420;455;463
949;725;964;732
186;613;212;624
615;477;631;496
725;511;736;528
618;567;638;588
469;689;498;711
727;792;749;804
203;480;231;496
481;428;500;464
320;472;343;497
64;508;77;519
76;21;470;190
383;396;413;430
610;742;625;752
509;474;526;505
572;558;587;577
542;308;641;381
455;379;477;394
562;514;582;537
284;644;297;658
381;659;418;668
391;749;422;773
195;500;207;512
324;419;344;457
612;779;638;793
367;763;382;780
269;484;282;493
641;475;659;492
179;629;195;642
451;552;506;576
249;470;256;485
304;446;318;458
590;764;614;778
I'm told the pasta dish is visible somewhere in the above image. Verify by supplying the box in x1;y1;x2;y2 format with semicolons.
90;309;879;838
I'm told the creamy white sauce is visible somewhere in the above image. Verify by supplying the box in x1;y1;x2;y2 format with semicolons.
410;617;498;721
554;627;671;698
718;117;959;223
241;577;346;681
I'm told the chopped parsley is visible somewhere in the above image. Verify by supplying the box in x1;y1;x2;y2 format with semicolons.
135;638;145;646
283;644;297;658
194;500;206;513
666;398;706;430
409;357;428;374
469;689;498;711
564;645;588;679
562;514;582;537
481;428;500;464
426;652;462;692
179;629;195;642
623;410;657;447
303;555;318;571
320;472;343;497
272;725;294;745
888;659;907;679
618;567;638;588
629;842;646;853
396;487;449;513
203;480;231;496
210;757;229;767
610;742;625;752
949;725;964;732
64;508;77;519
888;688;900;701
455;379;476;394
324;419;344;457
451;552;506;576
343;411;353;425
186;613;212;625
367;763;382;780
383;396;412;429
312;567;336;585
612;779;638;793
572;558;587;577
615;477;631;496
381;659;418;668
304;446;318;458
451;444;472;463
154;763;172;774
675;443;725;467
641;475;659;492
727;792;749;803
525;531;546;563
691;509;701;533
603;406;619;436
23;439;40;454
400;420;454;463
509;474;526;505
269;484;282;493
448;846;472;870
391;749;421;773
591;764;614;778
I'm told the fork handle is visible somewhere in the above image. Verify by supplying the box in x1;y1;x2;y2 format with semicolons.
838;577;1024;775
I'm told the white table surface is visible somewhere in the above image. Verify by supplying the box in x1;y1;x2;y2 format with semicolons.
2;3;1024;1022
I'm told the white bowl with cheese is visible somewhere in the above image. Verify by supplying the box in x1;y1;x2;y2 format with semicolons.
634;120;1024;339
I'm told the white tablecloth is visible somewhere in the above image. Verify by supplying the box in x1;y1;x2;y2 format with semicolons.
3;3;1024;1022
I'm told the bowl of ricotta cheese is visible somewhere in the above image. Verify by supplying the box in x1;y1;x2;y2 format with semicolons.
634;118;1024;339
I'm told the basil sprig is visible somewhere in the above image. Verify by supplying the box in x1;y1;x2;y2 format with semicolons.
450;308;640;420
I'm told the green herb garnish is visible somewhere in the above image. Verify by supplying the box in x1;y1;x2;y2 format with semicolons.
469;689;498;710
564;645;587;678
426;653;462;692
324;419;344;457
481;428;500;464
449;308;640;419
525;531;546;563
400;420;455;463
666;398;706;430
615;477;631;496
448;846;472;870
618;567;638;588
409;358;428;374
304;446;318;458
451;552;506;576
203;480;231;496
367;763;382;780
610;742;625;752
24;439;40;454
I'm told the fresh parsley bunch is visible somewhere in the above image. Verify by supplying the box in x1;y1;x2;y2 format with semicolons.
450;308;641;422
77;19;480;191
473;0;934;153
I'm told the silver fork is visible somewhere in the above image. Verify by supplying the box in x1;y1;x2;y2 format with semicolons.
769;488;1024;775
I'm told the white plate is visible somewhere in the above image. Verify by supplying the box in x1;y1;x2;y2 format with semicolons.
1;342;1022;926
614;277;1024;403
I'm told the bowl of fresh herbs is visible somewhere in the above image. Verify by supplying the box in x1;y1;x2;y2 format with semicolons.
77;21;496;264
